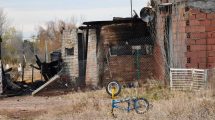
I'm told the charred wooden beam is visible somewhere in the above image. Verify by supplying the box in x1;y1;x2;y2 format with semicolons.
82;18;145;26
33;55;63;81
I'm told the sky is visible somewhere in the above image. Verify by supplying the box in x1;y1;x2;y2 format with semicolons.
0;0;148;39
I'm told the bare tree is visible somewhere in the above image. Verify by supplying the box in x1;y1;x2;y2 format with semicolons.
37;19;77;61
46;21;57;41
0;9;7;37
0;8;7;59
0;9;24;64
1;27;23;64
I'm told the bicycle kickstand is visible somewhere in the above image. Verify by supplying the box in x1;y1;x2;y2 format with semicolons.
111;108;117;118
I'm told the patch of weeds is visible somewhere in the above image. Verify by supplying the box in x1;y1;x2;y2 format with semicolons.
142;85;172;101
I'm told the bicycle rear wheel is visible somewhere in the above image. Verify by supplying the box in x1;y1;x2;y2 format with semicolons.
134;98;149;114
106;80;121;96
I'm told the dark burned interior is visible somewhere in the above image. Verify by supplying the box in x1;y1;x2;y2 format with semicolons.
0;54;63;96
100;21;154;56
77;31;87;87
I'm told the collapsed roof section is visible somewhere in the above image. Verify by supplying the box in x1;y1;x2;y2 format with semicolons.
81;17;144;26
79;17;154;46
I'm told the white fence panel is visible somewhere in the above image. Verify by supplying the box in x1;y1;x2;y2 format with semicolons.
170;68;207;91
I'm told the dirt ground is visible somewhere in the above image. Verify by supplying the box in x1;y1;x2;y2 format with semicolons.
0;88;214;120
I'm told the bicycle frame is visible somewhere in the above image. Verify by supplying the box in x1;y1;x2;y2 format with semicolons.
112;97;138;112
110;87;149;115
111;87;136;112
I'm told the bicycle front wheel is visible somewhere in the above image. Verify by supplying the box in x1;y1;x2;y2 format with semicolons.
106;80;121;96
134;98;149;114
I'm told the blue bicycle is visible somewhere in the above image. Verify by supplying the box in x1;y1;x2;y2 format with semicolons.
112;96;149;114
106;80;149;114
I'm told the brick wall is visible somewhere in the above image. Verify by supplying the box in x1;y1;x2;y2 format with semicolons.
100;23;163;84
61;29;79;81
171;4;187;68
103;55;156;84
101;22;149;45
186;8;215;69
153;0;189;85
155;0;215;69
153;42;166;81
156;1;187;68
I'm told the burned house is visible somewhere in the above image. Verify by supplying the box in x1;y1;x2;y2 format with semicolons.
3;1;215;95
79;17;164;87
34;0;215;91
45;0;215;89
153;0;215;69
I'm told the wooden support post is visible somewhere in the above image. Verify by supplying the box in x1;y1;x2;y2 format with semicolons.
32;67;34;83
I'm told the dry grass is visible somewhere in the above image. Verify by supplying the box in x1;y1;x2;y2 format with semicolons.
0;85;215;120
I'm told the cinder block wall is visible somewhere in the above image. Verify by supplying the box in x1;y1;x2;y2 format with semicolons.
85;29;99;87
61;29;79;81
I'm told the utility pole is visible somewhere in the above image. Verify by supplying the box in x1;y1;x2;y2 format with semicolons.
130;0;133;17
32;35;36;83
45;39;48;62
32;35;36;55
22;39;25;82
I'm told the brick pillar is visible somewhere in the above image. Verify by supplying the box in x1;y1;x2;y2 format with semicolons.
85;29;99;87
61;29;79;81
